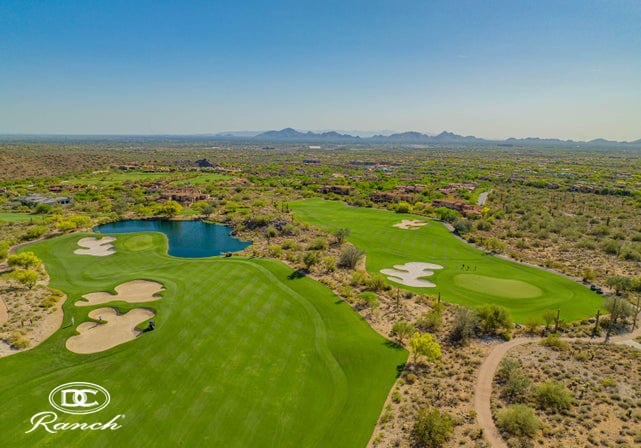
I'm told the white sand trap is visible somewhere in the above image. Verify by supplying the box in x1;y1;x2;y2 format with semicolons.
76;280;164;307
393;219;428;230
66;307;154;354
381;262;444;287
74;236;116;256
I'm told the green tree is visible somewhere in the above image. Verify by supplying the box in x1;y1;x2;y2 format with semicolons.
11;269;39;289
158;200;183;217
34;203;52;214
302;251;320;271
391;320;415;344
606;275;633;295
411;408;455;448
7;252;41;269
410;332;441;364
477;305;513;335
453;218;472;234
497;404;539;437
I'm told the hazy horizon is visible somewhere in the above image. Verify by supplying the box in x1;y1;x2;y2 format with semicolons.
1;0;640;140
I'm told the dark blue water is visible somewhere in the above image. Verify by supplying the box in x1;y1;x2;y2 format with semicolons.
94;220;251;258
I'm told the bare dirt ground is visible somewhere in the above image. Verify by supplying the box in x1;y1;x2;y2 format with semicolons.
66;307;155;354
0;271;65;357
476;317;641;448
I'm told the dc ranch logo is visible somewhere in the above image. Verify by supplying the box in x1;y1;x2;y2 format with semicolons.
26;382;124;434
48;382;111;415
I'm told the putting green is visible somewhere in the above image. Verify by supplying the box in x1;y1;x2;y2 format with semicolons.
289;198;604;323
123;234;153;251
453;274;543;299
0;232;406;448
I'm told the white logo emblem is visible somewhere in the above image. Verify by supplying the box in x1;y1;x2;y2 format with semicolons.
48;382;110;415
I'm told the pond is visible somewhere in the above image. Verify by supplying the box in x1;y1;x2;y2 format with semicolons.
94;219;251;258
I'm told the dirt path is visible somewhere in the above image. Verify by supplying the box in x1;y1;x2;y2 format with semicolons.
475;318;641;448
0;297;8;326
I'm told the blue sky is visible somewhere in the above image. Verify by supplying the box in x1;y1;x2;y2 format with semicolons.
1;0;640;140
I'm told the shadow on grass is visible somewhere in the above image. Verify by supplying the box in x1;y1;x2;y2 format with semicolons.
287;270;307;280
384;339;404;351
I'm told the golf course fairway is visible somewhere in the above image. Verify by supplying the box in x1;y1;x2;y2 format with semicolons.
290;198;603;323
0;232;407;448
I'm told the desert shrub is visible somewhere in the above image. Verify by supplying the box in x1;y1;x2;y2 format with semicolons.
411;407;455;448
449;307;479;344
41;294;59;308
0;241;9;260
497;404;539;437
281;239;300;250
540;334;569;351
307;237;328;251
395;201;412;214
533;381;574;411
7;252;41;269
477;305;513;334
475;220;492;231
497;359;531;403
22;225;47;241
454;219;472;234
358;292;379;309
11;269;39;289
338;245;365;269
7;332;30;349
350;271;368;286
603;239;621;255
416;310;443;332
323;256;336;273
280;223;299;236
391;320;415;343
333;228;350;244
365;274;389;291
267;245;282;258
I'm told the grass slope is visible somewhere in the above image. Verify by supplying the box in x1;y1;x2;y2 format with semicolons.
289;198;603;323
0;232;406;448
0;212;44;223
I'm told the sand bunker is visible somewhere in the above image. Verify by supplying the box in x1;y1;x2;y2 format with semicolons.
74;236;116;256
393;219;427;230
381;262;444;287
76;280;164;307
66;307;155;354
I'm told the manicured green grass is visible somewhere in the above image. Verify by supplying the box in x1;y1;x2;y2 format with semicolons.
289;198;603;323
0;212;43;223
0;232;406;448
453;274;543;299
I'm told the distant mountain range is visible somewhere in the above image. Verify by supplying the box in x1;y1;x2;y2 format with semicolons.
214;127;641;148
